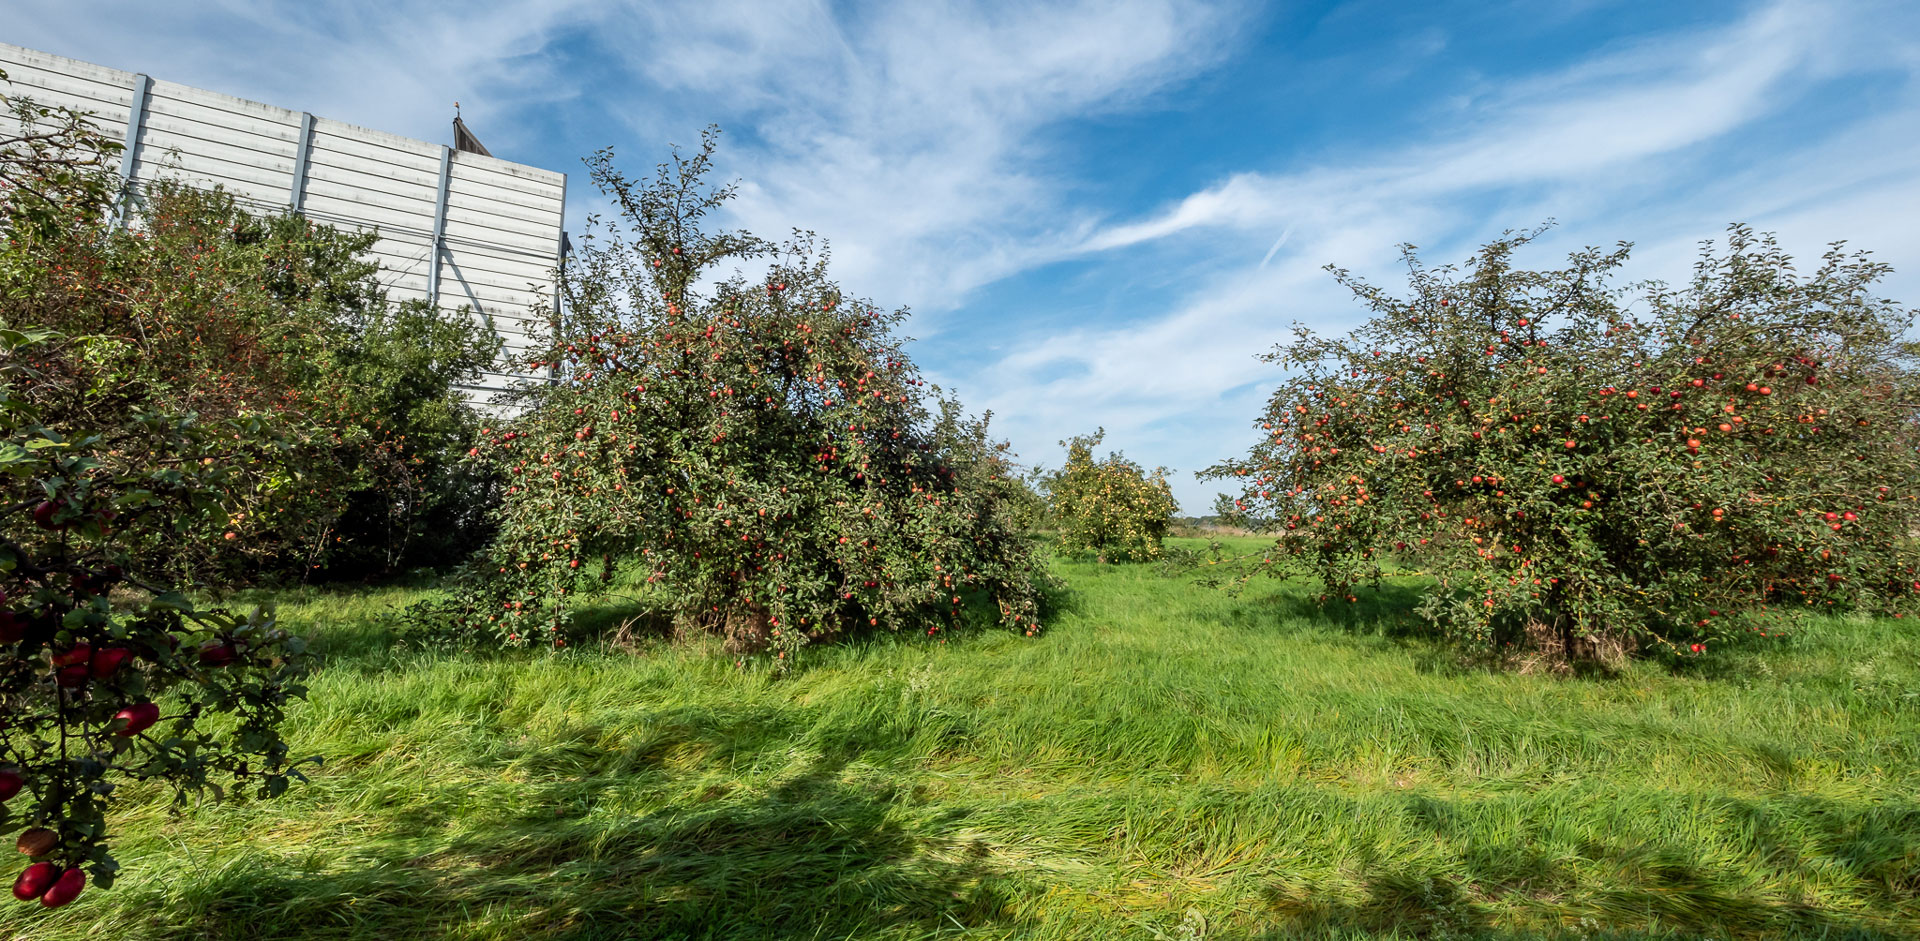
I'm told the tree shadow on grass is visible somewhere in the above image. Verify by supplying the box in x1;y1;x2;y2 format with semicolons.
127;751;1025;940
1254;858;1906;940
545;574;1075;670
1237;581;1505;678
566;597;675;648
1257;581;1430;638
1245;584;1812;683
1251;790;1918;940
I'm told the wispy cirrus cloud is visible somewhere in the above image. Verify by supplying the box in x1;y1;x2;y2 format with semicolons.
9;0;1918;511
951;0;1920;507
580;0;1245;312
2;0;594;150
4;0;1244;326
1077;0;1829;256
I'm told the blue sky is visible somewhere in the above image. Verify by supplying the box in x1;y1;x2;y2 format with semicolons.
10;0;1920;510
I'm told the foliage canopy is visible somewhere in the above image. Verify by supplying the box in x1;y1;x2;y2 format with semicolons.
1207;225;1920;662
460;131;1050;660
1045;429;1177;562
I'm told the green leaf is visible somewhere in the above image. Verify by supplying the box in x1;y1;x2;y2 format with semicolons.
151;592;195;613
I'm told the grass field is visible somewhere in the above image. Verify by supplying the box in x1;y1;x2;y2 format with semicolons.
3;537;1916;940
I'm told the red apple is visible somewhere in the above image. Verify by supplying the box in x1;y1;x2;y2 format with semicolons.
0;770;21;801
12;862;56;901
38;867;82;908
49;645;90;669
112;702;159;737
197;640;236;667
30;502;61;531
89;647;130;679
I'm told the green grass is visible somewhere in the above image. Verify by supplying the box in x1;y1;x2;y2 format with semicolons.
4;537;1918;939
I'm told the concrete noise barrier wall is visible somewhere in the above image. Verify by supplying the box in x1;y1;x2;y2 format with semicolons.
0;42;566;406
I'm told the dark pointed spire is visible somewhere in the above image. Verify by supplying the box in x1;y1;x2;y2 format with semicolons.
452;101;491;157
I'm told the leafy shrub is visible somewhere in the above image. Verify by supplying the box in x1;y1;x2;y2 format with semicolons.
1205;225;1920;664
459;131;1050;661
0;327;311;904
1;75;500;584
1045;429;1178;561
293;282;504;580
0;74;311;906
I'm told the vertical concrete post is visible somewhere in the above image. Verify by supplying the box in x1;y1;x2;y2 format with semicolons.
113;73;151;227
288;111;315;212
427;145;452;306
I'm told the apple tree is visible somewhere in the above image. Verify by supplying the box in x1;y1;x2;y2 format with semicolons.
0;327;311;907
1205;225;1920;664
458;131;1050;661
0;74;312;909
1045;429;1178;561
1;73;502;584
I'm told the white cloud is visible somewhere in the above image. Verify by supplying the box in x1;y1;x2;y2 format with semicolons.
1;0;592;154
627;0;1244;314
10;0;1916;514
59;0;1241;323
1076;0;1829;256
953;0;1920;509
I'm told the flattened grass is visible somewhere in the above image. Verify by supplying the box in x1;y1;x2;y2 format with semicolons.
3;538;1916;939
